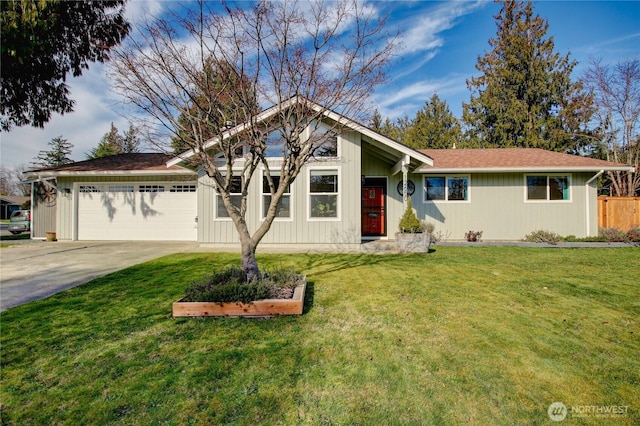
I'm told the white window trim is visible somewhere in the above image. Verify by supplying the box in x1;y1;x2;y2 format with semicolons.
307;166;341;221
423;175;471;203
260;168;293;222
524;174;572;203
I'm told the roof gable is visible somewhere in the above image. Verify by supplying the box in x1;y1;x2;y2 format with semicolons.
419;148;634;172
167;96;433;169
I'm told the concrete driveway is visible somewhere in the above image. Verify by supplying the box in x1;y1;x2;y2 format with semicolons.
0;241;199;311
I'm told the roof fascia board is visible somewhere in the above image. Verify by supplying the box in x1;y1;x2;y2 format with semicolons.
26;170;197;178
417;166;635;173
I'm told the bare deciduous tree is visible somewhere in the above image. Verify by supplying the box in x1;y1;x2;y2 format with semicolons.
109;0;395;277
0;164;30;196
583;59;640;196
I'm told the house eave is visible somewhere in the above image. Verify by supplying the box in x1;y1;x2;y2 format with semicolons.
417;166;635;174
25;170;198;179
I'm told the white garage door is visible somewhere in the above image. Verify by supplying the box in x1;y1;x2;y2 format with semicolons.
77;183;197;241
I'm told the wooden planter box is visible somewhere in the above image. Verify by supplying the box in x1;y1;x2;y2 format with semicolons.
172;279;306;318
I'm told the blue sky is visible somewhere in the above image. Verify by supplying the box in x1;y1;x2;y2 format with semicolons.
2;0;639;170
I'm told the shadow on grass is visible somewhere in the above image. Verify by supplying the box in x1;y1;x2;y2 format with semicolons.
296;254;399;277
0;233;30;241
303;280;315;315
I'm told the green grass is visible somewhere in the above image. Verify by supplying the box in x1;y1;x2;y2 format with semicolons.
1;247;638;425
0;232;30;247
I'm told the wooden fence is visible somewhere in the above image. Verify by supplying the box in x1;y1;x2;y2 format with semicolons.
598;196;640;230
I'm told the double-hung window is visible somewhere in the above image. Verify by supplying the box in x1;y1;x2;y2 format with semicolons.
526;175;570;201
424;176;469;202
309;169;339;219
262;172;291;219
216;175;243;218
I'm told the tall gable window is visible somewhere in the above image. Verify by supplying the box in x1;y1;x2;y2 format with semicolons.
526;175;570;201
424;176;469;202
314;132;338;158
264;130;287;158
216;175;243;219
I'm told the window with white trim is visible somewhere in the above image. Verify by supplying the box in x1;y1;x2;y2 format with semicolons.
262;172;291;219
309;169;338;218
526;175;570;201
424;176;469;201
216;176;243;218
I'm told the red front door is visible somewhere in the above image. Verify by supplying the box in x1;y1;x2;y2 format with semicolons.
362;187;385;236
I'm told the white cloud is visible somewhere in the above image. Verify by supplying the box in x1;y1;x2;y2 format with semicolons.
373;74;469;119
395;1;485;56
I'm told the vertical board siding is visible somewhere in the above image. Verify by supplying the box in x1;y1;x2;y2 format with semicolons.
199;130;362;245
412;172;595;240
32;182;58;239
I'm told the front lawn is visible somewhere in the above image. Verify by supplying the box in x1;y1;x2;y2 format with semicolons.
1;247;638;424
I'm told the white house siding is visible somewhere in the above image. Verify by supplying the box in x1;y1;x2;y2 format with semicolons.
198;130;362;247
55;176;196;240
412;172;598;240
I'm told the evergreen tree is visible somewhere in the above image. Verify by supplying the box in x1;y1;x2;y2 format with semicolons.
462;0;593;151
33;136;73;168
87;122;141;159
121;123;141;154
1;0;130;130
405;94;463;149
88;123;122;159
370;109;383;133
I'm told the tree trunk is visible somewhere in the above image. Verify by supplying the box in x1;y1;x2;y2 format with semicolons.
240;236;259;281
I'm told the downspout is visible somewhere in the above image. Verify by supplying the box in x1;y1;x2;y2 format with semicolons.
585;170;604;237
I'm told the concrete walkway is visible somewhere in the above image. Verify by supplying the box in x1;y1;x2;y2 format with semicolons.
0;241;199;311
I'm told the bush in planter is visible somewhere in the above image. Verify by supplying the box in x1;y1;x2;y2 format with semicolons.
183;266;301;303
398;197;422;233
396;197;431;253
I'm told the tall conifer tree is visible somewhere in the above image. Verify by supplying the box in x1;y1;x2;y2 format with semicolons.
405;94;462;149
462;0;592;151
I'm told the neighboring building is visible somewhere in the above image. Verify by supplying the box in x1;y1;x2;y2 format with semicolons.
0;196;29;220
26;99;633;246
